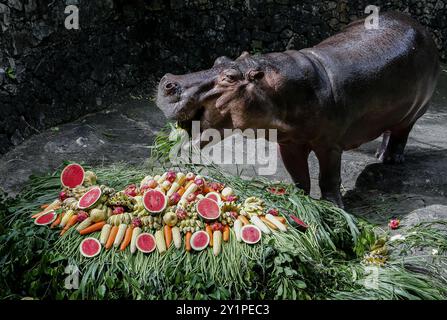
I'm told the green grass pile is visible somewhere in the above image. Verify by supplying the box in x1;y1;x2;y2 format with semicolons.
1;162;446;300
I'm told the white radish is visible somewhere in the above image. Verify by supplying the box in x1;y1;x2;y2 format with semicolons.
213;230;222;256
130;227;142;254
250;215;271;234
172;227;182;249
266;214;287;231
114;224;128;247
100;224;112;245
233;219;243;242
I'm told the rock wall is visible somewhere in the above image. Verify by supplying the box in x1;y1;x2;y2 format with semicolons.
1;0;446;154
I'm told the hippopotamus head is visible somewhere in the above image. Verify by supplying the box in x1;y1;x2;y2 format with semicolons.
156;52;280;135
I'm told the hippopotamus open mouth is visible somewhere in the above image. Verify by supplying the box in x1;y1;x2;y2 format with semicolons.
156;52;277;137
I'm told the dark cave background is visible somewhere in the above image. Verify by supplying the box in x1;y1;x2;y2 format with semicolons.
0;0;446;154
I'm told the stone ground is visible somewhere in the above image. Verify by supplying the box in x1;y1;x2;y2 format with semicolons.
1;67;446;227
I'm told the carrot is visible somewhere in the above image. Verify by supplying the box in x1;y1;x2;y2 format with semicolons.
164;225;172;248
239;215;250;225
223;225;230;242
120;227;133;251
79;221;106;235
60;215;78;236
206;224;213;247
40;203;49;209
177;186;186;196
185;231;192;252
105;225;119;250
261;216;277;230
274;216;287;224
51;213;63;229
203;186;211;194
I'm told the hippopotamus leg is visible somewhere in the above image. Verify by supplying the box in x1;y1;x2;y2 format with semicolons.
385;126;415;164
376;122;416;164
375;131;391;161
278;143;311;194
313;147;343;208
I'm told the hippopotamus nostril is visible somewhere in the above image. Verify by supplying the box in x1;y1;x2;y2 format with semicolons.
164;81;179;95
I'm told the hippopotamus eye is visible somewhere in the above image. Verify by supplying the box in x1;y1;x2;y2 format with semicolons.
221;69;242;83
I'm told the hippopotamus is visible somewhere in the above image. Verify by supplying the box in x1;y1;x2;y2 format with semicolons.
156;12;439;207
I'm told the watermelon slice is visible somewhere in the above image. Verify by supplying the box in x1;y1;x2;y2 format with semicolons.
190;230;210;251
136;233;156;253
196;198;220;221
78;186;102;210
241;225;261;244
34;210;57;226
205;192;221;203
290;214;308;232
80;237;101;258
61;163;85;188
143;189;167;214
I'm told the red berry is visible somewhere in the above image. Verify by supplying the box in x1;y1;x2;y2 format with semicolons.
169;192;181;205
77;211;88;222
388;219;400;230
229;211;238;219
147;179;157;189
132;217;142;228
209;182;223;191
166;171;177;183
59;191;68;201
186;193;196;202
113;206;125;215
176;208;187;220
194;178;204;186
124;184;138;197
211;222;223;231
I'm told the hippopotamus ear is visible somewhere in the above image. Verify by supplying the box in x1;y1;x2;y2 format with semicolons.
213;56;232;67
236;51;250;61
246;69;264;81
